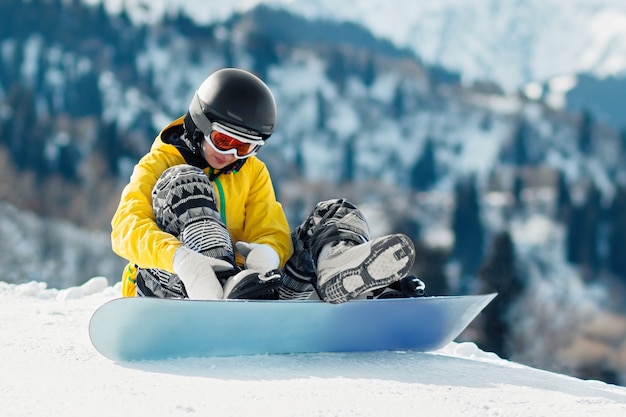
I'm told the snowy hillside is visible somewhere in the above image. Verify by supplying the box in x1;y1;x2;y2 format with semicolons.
88;0;626;90
2;0;626;390
1;278;626;417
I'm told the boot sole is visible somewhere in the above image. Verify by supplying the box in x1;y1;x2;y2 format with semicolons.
318;234;416;303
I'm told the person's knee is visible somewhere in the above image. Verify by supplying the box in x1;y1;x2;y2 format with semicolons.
152;164;219;234
155;165;213;198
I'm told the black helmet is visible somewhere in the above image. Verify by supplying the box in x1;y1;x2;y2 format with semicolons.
188;68;277;139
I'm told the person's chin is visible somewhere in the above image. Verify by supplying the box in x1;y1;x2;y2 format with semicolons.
211;156;235;168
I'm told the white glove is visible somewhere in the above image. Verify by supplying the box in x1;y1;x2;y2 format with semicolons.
235;241;280;275
172;246;234;300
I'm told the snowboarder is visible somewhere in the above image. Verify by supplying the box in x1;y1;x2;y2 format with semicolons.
111;68;421;303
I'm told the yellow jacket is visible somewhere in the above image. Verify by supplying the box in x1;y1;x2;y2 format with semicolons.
111;116;293;296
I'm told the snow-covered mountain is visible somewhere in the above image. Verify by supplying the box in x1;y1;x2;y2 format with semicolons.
91;0;626;90
279;0;626;89
84;0;626;130
8;0;624;289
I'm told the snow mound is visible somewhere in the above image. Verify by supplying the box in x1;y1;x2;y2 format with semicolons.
0;276;122;300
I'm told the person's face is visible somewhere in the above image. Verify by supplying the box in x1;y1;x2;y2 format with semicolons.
200;123;265;169
202;140;238;169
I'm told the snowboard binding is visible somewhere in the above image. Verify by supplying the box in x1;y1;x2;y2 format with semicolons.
372;275;426;299
222;269;282;300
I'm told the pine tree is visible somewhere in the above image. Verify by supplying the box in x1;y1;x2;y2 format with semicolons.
409;138;437;191
451;176;485;280
56;141;81;181
340;138;356;184
566;203;585;265
414;241;450;296
95;121;121;176
293;143;305;178
477;231;525;359
390;84;405;118
608;186;626;280
577;110;593;154
512;120;529;166
326;50;348;93
555;170;572;223
316;91;327;130
566;183;601;278
247;33;278;81
67;70;103;117
581;183;602;274
362;57;376;87
512;173;524;208
6;84;41;171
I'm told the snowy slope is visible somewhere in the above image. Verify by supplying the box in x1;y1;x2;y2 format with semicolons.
275;0;626;89
2;278;626;417
87;0;626;90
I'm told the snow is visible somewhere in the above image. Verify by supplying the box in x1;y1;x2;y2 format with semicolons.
2;278;626;417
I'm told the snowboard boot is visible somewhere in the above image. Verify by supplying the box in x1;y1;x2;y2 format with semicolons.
222;269;282;300
373;275;427;299
277;260;316;300
316;233;416;304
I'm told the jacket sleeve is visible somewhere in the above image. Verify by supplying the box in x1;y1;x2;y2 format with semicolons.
240;161;294;267
110;141;185;272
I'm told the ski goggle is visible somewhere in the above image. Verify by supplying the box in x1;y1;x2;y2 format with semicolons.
204;122;265;159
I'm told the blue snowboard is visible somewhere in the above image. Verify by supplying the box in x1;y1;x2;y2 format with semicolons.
89;294;496;361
